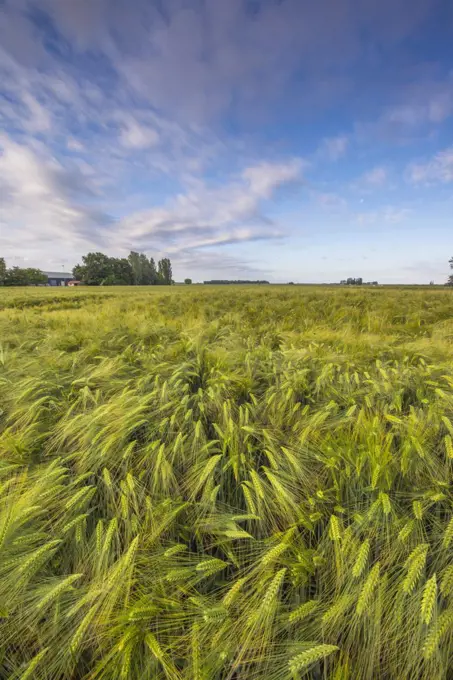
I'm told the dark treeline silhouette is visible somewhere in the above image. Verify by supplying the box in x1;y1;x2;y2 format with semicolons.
204;280;270;285
340;278;378;286
73;252;173;286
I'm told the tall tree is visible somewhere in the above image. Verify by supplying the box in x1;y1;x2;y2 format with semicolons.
128;252;158;285
448;256;453;286
139;253;157;285
4;267;29;286
102;258;134;285
73;252;112;285
75;252;174;286
25;268;48;285
128;251;143;285
148;257;158;285
0;258;6;285
158;258;173;285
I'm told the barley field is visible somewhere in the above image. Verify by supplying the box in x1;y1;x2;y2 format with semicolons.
1;285;453;680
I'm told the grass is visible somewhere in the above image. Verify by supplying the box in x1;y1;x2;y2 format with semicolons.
0;284;453;679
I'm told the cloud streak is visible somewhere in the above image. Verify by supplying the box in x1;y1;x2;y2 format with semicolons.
361;167;387;187
407;147;453;184
0;134;113;252
356;206;412;226
116;159;303;252
318;136;349;161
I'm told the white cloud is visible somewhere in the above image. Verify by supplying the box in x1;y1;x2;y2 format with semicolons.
20;92;53;132
316;192;347;210
115;159;303;251
385;86;453;128
407;147;453;184
355;75;453;144
356;206;411;225
0;134;112;255
0;120;302;268
383;207;412;223
0;46;230;190
25;0;438;128
119;117;160;149
427;93;453;123
0;37;303;271
361;166;387;186
67;138;84;151
318;135;348;161
242;160;303;196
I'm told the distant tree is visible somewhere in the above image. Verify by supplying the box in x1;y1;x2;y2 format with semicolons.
184;278;192;285
4;267;28;286
73;252;112;285
4;267;47;286
148;257;158;285
158;258;173;285
142;255;158;285
0;258;6;285
102;258;134;285
74;251;172;285
128;251;143;285
27;268;48;285
203;280;270;285
448;257;453;286
138;253;149;284
128;252;159;285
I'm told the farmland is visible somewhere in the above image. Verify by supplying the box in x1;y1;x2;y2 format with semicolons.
1;285;453;680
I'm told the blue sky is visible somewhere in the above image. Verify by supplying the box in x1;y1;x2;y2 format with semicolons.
0;0;452;283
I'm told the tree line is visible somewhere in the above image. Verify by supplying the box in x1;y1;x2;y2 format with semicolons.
73;252;173;286
0;259;48;286
0;253;174;287
1;254;452;287
203;280;270;285
339;278;379;286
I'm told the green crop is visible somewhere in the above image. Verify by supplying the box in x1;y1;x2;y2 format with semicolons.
0;284;453;679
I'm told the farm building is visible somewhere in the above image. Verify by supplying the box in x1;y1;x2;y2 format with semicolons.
44;272;73;286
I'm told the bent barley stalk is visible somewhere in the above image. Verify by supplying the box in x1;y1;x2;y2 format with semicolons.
289;644;339;674
1;284;453;679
